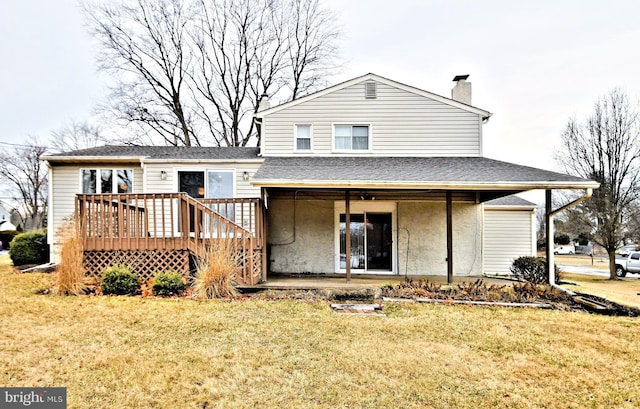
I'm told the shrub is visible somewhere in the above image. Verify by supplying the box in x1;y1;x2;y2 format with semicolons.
194;239;239;298
9;231;49;266
101;264;140;295
152;270;187;297
510;256;561;284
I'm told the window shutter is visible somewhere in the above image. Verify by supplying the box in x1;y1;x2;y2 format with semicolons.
365;82;376;99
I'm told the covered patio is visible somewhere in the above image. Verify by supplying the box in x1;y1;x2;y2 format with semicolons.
253;156;600;284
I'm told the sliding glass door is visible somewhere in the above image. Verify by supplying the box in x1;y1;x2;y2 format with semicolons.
339;212;393;272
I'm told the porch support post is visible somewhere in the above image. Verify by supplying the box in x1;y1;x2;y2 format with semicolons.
260;188;268;282
545;189;555;285
446;191;453;284
345;190;351;283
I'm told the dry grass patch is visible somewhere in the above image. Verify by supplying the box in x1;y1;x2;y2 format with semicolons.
1;255;640;408
193;239;239;298
53;222;86;296
552;254;610;268
562;272;640;308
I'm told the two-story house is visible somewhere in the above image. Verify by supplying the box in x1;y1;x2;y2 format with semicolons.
43;73;597;284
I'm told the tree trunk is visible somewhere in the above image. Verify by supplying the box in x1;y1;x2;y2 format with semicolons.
608;249;618;280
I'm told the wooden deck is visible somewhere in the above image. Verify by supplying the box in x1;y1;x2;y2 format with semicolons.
76;193;264;285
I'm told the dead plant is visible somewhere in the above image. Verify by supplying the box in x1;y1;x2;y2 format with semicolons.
53;222;86;296
193;239;239;298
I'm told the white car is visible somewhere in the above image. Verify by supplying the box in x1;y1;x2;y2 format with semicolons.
553;245;575;255
617;244;637;257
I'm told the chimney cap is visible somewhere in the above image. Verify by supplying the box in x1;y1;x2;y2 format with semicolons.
453;74;470;82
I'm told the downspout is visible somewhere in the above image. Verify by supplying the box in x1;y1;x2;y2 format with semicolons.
546;188;593;291
45;160;54;262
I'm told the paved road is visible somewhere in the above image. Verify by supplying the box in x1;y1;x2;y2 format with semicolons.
558;264;609;277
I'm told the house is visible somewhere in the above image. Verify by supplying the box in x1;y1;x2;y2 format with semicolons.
0;202;17;232
42;73;597;284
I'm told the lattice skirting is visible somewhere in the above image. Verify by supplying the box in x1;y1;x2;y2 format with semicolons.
84;250;190;282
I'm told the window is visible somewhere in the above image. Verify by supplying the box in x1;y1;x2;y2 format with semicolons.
81;169;133;193
334;125;370;151
207;171;234;198
295;124;312;151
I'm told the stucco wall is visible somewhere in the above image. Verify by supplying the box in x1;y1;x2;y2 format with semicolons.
397;202;482;276
267;198;482;276
268;199;335;273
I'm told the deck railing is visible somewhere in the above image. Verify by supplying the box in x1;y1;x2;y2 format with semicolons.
76;193;263;284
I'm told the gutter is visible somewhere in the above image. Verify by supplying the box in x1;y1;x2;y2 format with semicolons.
250;179;600;191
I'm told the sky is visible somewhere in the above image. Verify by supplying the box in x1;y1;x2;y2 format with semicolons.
2;0;640;196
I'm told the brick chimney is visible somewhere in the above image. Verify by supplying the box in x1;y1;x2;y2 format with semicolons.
451;74;471;105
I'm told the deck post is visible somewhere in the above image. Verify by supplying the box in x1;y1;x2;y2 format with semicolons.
446;191;453;284
345;190;351;283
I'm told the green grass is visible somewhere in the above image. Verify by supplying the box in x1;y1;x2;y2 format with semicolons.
1;254;640;408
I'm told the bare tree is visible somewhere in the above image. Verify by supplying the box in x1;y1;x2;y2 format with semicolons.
85;0;340;147
286;0;339;100
49;120;105;153
557;89;640;279
0;138;48;230
86;0;196;146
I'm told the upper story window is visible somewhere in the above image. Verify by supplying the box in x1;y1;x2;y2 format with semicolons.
334;125;370;151
81;169;133;194
295;124;312;151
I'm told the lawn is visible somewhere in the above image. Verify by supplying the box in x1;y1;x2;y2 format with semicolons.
1;254;639;408
562;272;640;309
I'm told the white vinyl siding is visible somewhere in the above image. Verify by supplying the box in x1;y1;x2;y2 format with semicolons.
483;208;536;275
261;81;482;156
48;164;143;262
143;162;262;198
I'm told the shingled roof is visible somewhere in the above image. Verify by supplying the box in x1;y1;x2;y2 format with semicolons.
484;195;538;207
43;145;261;162
252;156;597;190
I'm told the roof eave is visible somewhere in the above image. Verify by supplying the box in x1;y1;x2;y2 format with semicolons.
142;158;264;164
251;179;600;190
43;156;146;164
484;205;538;210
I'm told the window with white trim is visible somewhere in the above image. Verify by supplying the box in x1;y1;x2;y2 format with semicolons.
295;124;312;151
81;169;133;193
334;125;370;151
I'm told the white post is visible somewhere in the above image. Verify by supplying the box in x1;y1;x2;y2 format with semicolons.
546;190;555;284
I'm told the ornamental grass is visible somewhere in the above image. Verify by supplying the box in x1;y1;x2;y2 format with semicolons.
193;239;239;298
53;222;86;296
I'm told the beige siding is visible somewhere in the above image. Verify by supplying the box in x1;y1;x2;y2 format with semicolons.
483;209;535;275
48;163;143;262
262;81;482;157
142;162;262;197
142;162;263;235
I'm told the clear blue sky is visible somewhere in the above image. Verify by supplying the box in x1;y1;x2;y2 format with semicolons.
2;0;640;180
